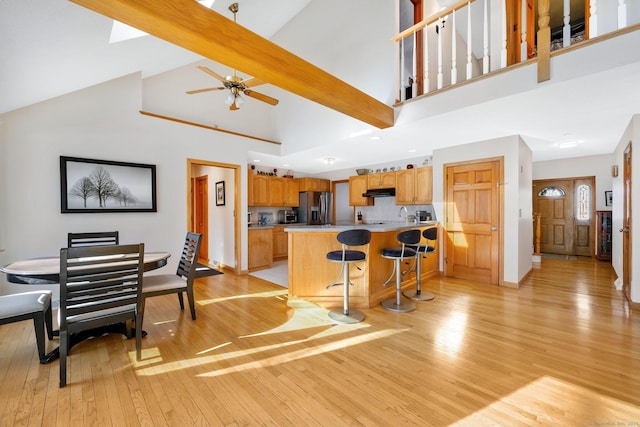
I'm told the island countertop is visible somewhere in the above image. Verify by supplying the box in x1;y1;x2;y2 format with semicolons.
284;221;438;233
286;223;440;309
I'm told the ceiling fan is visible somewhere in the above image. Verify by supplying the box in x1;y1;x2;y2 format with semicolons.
185;3;279;111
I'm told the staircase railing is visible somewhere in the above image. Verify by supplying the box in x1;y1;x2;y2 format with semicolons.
392;0;638;104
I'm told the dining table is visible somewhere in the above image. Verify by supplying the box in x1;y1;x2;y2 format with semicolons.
0;251;171;363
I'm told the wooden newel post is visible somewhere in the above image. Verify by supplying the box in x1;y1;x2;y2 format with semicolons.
537;0;551;82
533;212;542;255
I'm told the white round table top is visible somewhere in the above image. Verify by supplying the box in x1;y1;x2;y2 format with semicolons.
1;251;170;277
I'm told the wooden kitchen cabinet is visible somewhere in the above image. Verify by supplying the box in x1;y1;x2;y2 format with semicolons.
367;171;396;189
248;228;273;271
275;177;299;207
249;173;270;206
273;226;288;260
297;177;330;192
349;175;374;206
396;167;432;205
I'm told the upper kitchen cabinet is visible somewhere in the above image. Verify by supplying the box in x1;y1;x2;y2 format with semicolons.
396;167;433;205
270;177;299;207
367;171;396;189
298;177;330;192
249;173;270;206
349;175;374;206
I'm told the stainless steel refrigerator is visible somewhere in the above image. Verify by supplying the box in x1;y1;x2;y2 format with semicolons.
298;191;332;225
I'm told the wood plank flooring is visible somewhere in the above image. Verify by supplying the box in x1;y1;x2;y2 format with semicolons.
1;257;639;426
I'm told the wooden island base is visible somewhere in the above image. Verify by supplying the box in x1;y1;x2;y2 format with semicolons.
286;223;440;309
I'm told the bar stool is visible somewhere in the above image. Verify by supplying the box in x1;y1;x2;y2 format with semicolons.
380;229;420;313
326;229;371;323
403;227;437;301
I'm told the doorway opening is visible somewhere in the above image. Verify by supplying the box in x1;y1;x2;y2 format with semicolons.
187;159;241;275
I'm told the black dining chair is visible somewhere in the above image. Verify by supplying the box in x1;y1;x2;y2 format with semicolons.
139;232;202;326
67;231;119;248
0;290;54;363
58;243;144;387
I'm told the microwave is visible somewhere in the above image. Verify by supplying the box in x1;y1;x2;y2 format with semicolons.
278;210;298;224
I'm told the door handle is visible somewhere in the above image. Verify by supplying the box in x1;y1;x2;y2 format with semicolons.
620;227;629;233
491;226;497;231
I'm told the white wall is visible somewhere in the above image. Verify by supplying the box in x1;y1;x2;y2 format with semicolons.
0;73;252;296
433;135;532;285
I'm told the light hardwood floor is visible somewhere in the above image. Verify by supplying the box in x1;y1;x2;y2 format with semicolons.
1;257;639;426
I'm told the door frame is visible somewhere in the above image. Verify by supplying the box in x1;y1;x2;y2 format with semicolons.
194;175;209;262
187;158;242;275
622;143;632;303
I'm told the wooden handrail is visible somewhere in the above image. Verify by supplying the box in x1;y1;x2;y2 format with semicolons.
392;0;476;42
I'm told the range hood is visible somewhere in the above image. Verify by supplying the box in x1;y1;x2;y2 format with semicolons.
362;188;396;198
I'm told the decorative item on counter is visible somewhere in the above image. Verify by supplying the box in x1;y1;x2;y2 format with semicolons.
357;211;363;224
406;164;414;169
250;164;256;170
284;169;294;178
423;156;433;166
356;168;369;175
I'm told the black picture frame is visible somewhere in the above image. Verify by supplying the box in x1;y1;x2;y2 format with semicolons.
216;181;225;206
605;190;613;207
60;156;157;213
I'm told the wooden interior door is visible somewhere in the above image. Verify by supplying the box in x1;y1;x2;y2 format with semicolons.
195;175;209;262
622;143;632;302
533;179;574;255
444;159;501;285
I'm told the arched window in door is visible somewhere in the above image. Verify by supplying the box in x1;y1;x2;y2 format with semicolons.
537;186;565;197
576;184;591;221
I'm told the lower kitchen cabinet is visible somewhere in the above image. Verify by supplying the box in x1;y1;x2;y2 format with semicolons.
248;228;273;271
273;226;288;260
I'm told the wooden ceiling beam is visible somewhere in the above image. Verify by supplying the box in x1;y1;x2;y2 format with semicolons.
69;0;395;129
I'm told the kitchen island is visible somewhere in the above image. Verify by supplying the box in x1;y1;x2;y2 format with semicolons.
285;222;440;309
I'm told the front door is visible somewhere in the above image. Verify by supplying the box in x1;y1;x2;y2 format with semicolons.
444;159;501;284
533;179;575;255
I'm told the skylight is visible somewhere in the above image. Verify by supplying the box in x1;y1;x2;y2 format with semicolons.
109;0;215;43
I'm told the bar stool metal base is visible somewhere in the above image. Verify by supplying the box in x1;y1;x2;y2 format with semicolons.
328;309;366;323
402;289;435;301
381;298;416;313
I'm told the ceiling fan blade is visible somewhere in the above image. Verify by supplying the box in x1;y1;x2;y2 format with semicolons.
196;65;226;82
243;89;279;106
242;77;265;88
186;87;225;94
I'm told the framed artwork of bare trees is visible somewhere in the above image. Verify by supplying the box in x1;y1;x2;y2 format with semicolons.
60;156;157;213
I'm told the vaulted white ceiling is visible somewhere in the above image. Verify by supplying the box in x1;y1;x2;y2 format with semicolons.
2;0;640;174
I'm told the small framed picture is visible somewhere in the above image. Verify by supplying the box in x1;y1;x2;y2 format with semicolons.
216;181;225;206
605;190;613;207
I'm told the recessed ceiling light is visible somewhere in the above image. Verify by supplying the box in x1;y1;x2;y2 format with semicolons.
283;163;289;167
555;141;581;148
370;136;381;140
253;159;261;162
323;157;335;165
408;149;417;153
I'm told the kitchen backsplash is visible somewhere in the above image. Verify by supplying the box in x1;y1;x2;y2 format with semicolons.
356;197;436;223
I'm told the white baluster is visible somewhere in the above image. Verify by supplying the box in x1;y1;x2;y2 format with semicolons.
521;0;527;61
618;0;627;29
467;1;473;79
563;0;571;47
412;31;417;97
500;0;507;68
400;38;406;101
451;11;457;85
437;19;443;89
590;0;598;38
483;0;489;74
424;23;430;93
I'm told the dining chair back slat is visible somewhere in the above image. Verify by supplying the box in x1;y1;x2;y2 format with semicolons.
67;231;119;248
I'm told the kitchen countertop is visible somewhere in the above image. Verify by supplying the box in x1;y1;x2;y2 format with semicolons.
284;221;438;233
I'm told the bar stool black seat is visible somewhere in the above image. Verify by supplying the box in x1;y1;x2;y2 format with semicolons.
380;229;421;313
403;227;437;301
326;229;371;323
